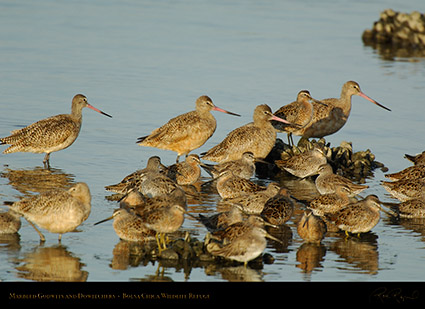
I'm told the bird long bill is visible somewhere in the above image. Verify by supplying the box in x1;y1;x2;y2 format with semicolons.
212;106;241;117
271;114;292;125
94;215;114;225
265;231;283;244
358;92;391;112
313;99;328;107
87;103;113;118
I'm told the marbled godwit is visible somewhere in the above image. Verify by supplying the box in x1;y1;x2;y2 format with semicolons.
0;94;111;167
297;211;327;243
217;182;281;214
201;151;263;180
306;186;351;216
196;206;244;232
215;170;266;199
0;209;21;234
136;95;240;163
260;187;295;225
165;154;201;185
298;81;391;139
105;156;165;194
94;208;156;242
404;151;425;165
315;163;369;196
201;104;292;163
206;215;281;267
136;204;186;254
5;182;91;242
275;145;327;178
381;178;425;202
324;195;382;236
273;90;327;146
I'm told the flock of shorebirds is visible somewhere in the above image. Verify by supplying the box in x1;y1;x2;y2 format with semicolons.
1;80;423;268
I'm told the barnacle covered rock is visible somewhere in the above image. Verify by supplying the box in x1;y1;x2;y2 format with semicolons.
262;138;386;182
362;9;425;59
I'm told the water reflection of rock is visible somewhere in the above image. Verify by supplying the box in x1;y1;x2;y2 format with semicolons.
15;245;88;281
1;166;75;197
329;233;379;275
362;9;425;61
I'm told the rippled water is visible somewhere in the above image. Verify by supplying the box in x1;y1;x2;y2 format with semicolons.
1;0;425;286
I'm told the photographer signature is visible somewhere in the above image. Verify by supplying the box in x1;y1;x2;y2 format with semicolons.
370;287;420;303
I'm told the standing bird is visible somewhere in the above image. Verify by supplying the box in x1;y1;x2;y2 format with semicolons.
324;195;382;236
5;182;91;242
0;94;112;168
273;90;327;146
297;81;391;139
201;151;262;180
297;211;327;243
164;154;202;186
137;95;240;163
315;164;369;196
201;104;292;163
260;187;295;225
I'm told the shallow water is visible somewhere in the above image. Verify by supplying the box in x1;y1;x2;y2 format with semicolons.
1;0;425;284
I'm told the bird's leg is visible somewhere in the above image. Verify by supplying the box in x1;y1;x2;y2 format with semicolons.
27;220;46;242
43;153;51;169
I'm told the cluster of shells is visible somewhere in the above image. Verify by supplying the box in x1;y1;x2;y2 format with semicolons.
264;138;386;182
362;9;425;58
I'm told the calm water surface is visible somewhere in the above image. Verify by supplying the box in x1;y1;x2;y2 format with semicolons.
1;0;425;283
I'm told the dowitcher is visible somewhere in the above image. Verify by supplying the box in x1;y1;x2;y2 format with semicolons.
206;215;281;267
197;206;244;232
201;151;262;180
137;171;183;198
0;209;21;234
275;145;327;178
218;182;281;214
306;186;351;216
6;182;91;242
137;95;240;163
297;211;327;243
381;178;425;202
324;195;382;236
404;151;425;165
383;194;425;218
164;154;201;185
315;163;369;196
298;81;391;139
0;94;111;168
273;90;327;146
201;104;292;163
384;164;425;182
94;208;156;242
105;156;165;194
215;170;266;199
136;204;186;254
260;187;295;225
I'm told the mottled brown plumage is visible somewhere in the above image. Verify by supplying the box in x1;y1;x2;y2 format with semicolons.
297;211;327;243
215;170;266;199
0;210;21;234
7;182;91;242
1;94;111;167
325;195;382;235
201;152;260;180
404;151;425;165
261;187;295;225
299;81;390;139
381;178;425;202
201;104;291;163
197;206;244;232
94;208;156;242
384;164;425;182
275;145;327;178
137;95;240;163
273;90;327;145
315;163;369;196
306;186;351;216
165;154;201;185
